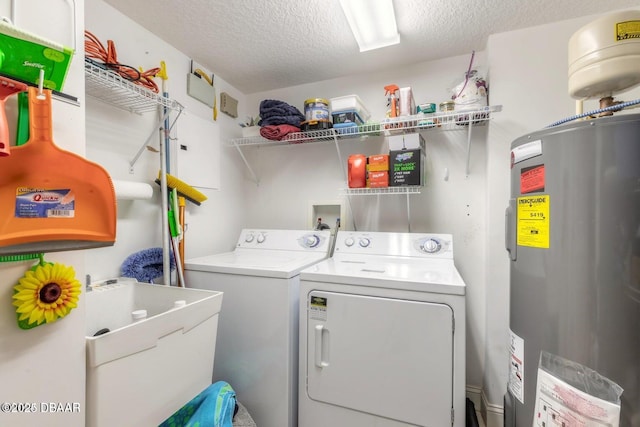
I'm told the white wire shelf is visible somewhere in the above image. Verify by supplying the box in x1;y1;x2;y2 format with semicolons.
84;60;183;114
228;105;502;147
340;186;422;196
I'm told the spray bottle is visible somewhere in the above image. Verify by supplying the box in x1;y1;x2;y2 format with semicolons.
384;84;400;118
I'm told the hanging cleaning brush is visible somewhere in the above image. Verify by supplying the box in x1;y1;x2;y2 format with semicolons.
156;171;207;206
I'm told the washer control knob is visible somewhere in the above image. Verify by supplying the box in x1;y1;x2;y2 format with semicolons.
344;237;355;247
304;234;320;248
244;233;255;243
422;238;441;253
359;238;371;248
257;233;266;243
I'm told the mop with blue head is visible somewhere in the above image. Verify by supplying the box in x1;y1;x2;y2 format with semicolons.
120;247;175;283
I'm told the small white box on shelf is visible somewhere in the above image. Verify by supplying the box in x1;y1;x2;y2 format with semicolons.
329;94;371;122
386;133;425;151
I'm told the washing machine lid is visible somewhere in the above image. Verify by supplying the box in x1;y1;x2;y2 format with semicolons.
300;255;466;295
185;249;330;278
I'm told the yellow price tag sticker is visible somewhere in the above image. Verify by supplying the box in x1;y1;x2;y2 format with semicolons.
517;195;549;248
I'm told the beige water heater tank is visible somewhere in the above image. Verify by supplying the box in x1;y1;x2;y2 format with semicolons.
568;10;640;99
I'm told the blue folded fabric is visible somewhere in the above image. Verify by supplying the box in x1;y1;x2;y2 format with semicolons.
260;115;304;127
159;381;236;427
258;99;304;127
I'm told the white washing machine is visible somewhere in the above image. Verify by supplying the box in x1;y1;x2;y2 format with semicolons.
298;231;466;427
184;228;332;427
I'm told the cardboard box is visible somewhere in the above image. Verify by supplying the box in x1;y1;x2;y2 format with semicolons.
390;149;424;186
386;133;425;151
367;171;389;188
367;154;389;172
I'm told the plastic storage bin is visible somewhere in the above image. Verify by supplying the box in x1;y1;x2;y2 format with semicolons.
85;278;223;427
332;110;364;125
329;95;371;122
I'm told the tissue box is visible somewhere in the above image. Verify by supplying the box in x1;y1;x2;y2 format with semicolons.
367;171;389;188
367;154;389;172
386;133;425;151
390;149;424;186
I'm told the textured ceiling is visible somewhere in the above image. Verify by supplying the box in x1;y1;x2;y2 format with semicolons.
102;0;639;94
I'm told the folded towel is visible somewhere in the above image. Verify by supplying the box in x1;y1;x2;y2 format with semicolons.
258;99;304;127
260;115;304;127
260;124;301;141
159;381;236;427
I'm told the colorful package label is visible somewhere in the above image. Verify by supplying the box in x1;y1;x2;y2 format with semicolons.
15;188;75;218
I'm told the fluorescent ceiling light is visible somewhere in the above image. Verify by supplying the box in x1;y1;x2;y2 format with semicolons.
339;0;400;52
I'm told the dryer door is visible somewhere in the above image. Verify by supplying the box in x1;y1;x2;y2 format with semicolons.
305;290;454;425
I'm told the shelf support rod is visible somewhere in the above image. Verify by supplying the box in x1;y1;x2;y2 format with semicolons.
234;143;260;185
465;118;474;177
129;108;183;173
332;131;357;231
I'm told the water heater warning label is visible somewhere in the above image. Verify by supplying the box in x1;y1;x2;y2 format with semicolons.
517;195;549;248
520;164;545;194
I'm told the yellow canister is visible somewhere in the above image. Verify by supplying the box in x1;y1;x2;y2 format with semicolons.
304;98;330;121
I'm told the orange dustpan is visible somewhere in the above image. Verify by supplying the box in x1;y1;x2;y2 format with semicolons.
0;87;116;255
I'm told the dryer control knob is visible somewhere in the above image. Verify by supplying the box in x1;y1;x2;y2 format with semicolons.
257;233;266;243
304;234;320;248
359;238;371;248
422;238;441;253
245;233;255;243
344;237;355;247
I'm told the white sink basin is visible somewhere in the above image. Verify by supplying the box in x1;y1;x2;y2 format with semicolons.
85;277;223;427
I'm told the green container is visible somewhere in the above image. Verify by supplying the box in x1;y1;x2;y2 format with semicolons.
0;21;74;91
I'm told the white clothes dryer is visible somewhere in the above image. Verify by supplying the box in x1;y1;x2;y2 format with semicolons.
184;229;332;427
298;231;466;427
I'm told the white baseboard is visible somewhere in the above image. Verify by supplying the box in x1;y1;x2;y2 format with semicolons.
466;385;482;409
481;390;504;427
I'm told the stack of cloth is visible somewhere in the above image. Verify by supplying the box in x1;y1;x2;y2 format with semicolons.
258;99;305;141
160;381;237;427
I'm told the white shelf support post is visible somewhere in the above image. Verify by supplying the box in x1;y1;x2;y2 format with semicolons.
233;142;260;185
465;118;474;177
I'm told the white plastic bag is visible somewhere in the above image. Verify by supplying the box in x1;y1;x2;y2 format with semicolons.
532;351;623;427
451;69;488;111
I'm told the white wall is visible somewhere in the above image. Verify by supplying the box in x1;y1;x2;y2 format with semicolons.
0;1;86;426
484;7;640;420
242;54;491;390
3;3;637;426
84;0;249;283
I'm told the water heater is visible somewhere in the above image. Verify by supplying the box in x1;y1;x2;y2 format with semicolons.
568;10;640;99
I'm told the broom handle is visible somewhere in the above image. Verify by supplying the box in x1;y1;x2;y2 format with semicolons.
178;196;186;276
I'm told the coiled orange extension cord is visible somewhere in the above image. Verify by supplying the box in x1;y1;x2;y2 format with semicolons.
84;30;160;93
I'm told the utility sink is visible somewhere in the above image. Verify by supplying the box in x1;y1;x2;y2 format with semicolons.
85;277;223;427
